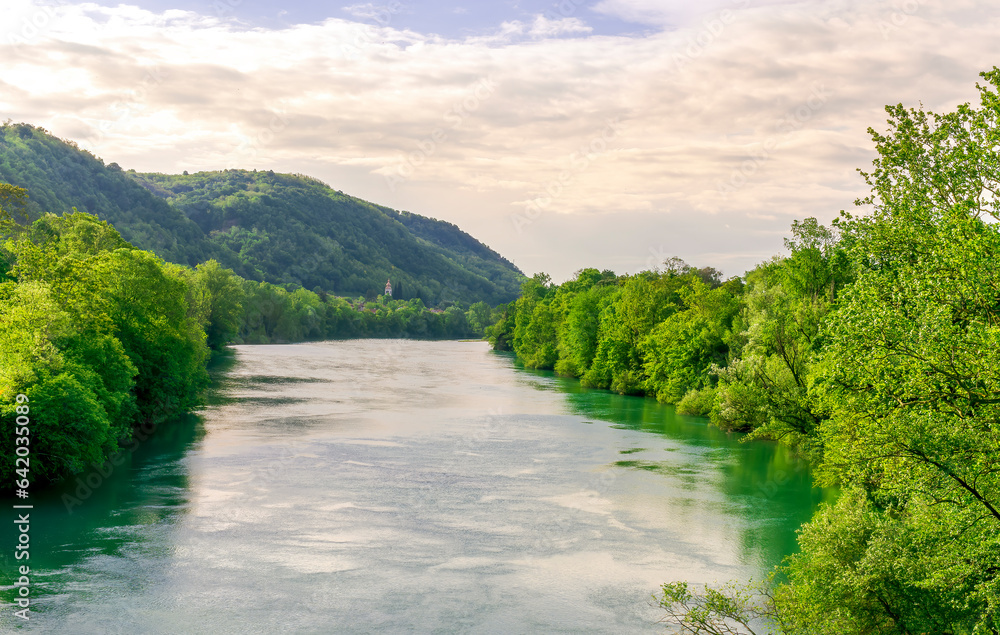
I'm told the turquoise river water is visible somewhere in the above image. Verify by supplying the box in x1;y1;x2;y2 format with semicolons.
1;340;832;633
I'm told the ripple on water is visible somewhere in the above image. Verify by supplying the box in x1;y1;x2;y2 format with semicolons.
10;340;829;634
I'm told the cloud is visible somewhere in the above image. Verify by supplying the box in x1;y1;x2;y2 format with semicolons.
529;16;592;37
0;0;996;280
590;0;804;27
341;3;403;24
480;15;592;42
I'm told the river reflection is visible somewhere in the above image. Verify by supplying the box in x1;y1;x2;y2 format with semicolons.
525;369;832;572
1;340;830;634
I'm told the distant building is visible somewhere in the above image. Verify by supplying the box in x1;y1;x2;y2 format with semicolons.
385;278;392;297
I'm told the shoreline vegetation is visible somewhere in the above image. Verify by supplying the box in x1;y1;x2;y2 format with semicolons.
484;70;1000;632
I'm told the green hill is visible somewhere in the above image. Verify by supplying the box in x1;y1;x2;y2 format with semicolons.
132;170;523;304
0;122;524;305
0;123;228;268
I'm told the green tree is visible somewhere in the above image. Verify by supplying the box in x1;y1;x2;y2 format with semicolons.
465;301;493;336
191;260;245;349
584;270;690;395
642;278;740;406
9;212;208;425
0;280;127;482
555;281;616;377
485;301;516;351
789;71;1000;630
711;218;848;439
511;273;556;368
656;579;783;635
0;182;27;229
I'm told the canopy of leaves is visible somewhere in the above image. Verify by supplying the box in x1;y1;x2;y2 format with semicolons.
643;67;1000;635
0;212;210;486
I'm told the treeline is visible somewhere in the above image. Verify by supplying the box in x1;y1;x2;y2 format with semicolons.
0;205;213;486
487;221;848;445
490;70;1000;632
237;283;495;343
0;195;496;487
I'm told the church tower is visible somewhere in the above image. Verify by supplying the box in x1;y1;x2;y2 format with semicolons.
385;278;392;297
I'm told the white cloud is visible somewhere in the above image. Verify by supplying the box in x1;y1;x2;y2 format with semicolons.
341;3;400;23
0;0;996;280
590;0;804;27
477;15;592;43
529;16;592;37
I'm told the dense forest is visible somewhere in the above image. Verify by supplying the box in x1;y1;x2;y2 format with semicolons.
0;203;212;486
487;71;1000;632
0;124;524;305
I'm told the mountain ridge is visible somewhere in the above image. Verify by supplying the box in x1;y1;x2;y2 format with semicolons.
0;122;524;305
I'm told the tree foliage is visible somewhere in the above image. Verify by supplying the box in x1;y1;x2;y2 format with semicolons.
0;212;210;485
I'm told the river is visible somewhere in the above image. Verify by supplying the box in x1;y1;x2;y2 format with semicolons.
2;340;831;633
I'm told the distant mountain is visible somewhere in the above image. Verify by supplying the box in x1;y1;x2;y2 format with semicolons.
0;123;524;305
133;170;523;304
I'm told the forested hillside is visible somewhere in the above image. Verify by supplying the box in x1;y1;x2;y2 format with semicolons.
133;170;522;304
0;123;524;305
0;122;230;268
489;70;1000;632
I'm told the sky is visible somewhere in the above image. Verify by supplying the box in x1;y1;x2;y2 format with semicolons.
0;0;996;281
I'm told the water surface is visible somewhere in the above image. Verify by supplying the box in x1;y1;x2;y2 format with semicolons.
2;340;830;633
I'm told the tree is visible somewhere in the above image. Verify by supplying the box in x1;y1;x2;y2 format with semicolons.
792;70;1000;630
511;273;556;368
555;282;615;377
0;280;127;482
191;260;245;349
485;301;516;351
584;272;686;395
465;301;492;336
656;580;782;635
765;68;1000;633
642;279;740;405
8;212;209;426
0;183;28;229
710;218;848;439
